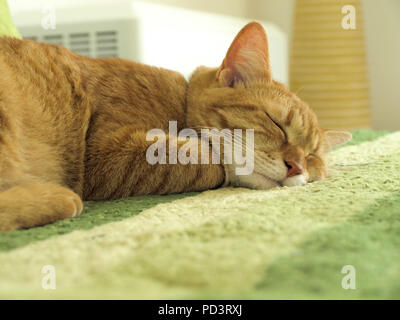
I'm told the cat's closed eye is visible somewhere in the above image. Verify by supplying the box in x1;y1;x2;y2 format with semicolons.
264;111;287;141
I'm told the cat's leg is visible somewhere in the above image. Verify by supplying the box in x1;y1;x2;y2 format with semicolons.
84;128;226;200
0;184;83;232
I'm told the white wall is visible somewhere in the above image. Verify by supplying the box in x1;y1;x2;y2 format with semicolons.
363;0;400;130
146;0;248;17
248;0;294;36
10;0;399;130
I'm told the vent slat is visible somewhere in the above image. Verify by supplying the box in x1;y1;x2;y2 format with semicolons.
24;36;38;41
96;38;117;44
44;34;63;40
23;28;120;58
69;33;90;39
96;46;118;52
94;30;118;58
70;40;90;46
96;31;117;37
73;48;91;54
97;54;118;58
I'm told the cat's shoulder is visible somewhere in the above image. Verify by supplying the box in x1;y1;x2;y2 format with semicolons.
0;36;25;52
0;36;73;59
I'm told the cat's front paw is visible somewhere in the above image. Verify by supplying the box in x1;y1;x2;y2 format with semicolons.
0;185;84;232
52;189;84;218
228;170;281;190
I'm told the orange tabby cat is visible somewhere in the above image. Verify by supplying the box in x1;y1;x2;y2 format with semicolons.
0;22;350;232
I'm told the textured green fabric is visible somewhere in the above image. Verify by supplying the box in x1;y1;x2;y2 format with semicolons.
0;0;395;300
0;193;196;252
253;191;400;299
0;129;398;300
0;0;21;39
0;130;388;252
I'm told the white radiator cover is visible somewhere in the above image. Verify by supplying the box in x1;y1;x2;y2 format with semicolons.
10;0;288;83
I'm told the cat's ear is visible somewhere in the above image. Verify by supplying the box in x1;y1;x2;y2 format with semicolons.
325;130;352;147
217;21;272;87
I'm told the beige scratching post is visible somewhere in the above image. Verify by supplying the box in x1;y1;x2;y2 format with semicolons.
290;0;371;130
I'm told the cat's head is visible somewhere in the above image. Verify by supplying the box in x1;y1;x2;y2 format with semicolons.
186;22;351;189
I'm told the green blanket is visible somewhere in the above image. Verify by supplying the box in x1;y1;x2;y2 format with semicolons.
1;3;399;300
0;130;399;299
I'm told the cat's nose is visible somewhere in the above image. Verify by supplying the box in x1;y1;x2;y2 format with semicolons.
285;161;302;178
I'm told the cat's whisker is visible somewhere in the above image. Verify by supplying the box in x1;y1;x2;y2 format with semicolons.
294;86;305;95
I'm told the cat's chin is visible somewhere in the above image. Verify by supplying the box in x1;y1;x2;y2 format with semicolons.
282;175;307;187
226;170;309;190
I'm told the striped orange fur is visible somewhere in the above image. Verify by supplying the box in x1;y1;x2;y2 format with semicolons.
0;22;350;231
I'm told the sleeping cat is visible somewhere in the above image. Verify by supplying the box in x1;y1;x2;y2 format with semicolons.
0;22;351;232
